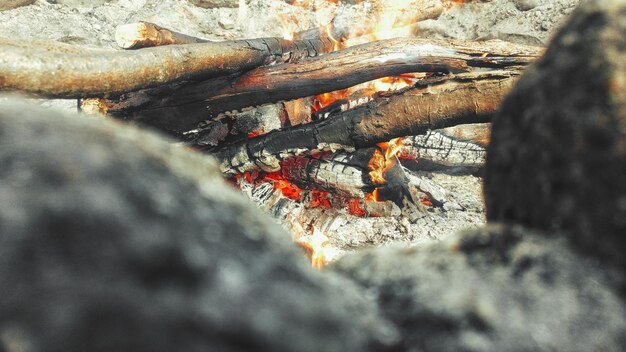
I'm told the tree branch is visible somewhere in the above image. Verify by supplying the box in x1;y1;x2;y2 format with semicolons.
0;33;335;98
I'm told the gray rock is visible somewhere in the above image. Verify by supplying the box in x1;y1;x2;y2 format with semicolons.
0;97;396;352
485;0;626;271
333;224;626;352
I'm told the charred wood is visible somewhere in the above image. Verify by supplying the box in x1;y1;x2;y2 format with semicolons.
279;147;385;199
215;71;518;175
100;38;540;134
398;129;487;168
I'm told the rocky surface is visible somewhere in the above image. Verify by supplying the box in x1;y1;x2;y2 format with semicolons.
333;224;626;351
0;98;396;352
485;0;626;272
421;0;580;45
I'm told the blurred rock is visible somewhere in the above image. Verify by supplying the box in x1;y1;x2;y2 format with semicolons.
485;0;626;271
333;224;626;351
0;98;396;352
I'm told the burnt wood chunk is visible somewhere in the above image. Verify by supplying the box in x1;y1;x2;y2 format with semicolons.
280;148;385;198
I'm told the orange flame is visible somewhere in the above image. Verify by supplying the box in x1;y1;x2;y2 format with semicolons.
365;188;380;202
296;227;340;269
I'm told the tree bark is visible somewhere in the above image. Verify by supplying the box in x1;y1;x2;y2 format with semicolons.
0;34;335;98
101;38;540;134
214;71;518;175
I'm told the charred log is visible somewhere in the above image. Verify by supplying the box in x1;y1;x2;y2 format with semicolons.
100;38;540;134
397;129;487;174
279;148;385;199
215;71;517;175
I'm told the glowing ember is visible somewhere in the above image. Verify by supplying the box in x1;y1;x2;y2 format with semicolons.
365;188;380;202
264;172;303;200
247;131;263;138
309;190;332;209
348;199;366;217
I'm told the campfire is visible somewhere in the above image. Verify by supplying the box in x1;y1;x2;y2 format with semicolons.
4;1;625;351
0;0;541;267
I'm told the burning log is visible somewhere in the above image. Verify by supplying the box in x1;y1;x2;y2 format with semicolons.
215;71;517;175
278;147;385;199
0;33;335;98
99;38;540;134
115;21;211;49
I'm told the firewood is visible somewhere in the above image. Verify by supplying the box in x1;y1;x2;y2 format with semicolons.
0;34;335;98
397;129;487;169
100;38;540;134
279;148;385;199
214;71;518;175
115;21;211;49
